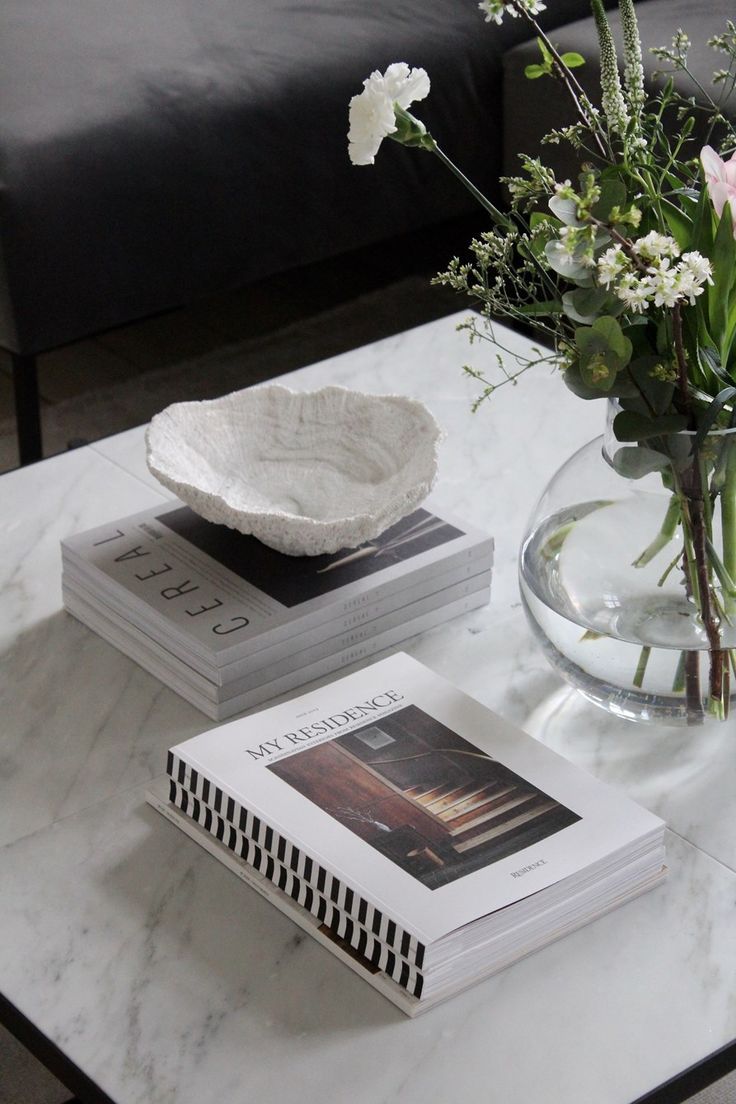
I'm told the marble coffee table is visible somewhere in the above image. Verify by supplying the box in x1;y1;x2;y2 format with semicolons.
1;313;735;1104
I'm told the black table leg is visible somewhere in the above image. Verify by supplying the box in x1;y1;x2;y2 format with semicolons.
11;351;42;465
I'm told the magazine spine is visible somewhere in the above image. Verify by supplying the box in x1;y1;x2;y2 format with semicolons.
167;778;424;998
208;588;489;720
66;585;490;721
167;751;426;970
62;520;493;665
65;572;490;702
63;545;491;685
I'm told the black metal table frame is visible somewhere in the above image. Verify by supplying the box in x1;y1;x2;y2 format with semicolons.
2;988;735;1104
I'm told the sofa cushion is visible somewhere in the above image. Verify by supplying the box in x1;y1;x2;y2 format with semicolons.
0;0;596;355
502;0;736;184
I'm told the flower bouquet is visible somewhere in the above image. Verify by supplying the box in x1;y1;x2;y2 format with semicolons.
348;0;736;723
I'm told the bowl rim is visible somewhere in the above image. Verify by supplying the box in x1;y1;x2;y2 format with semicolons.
145;383;443;533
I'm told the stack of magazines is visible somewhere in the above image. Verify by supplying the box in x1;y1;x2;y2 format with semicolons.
146;653;667;1015
61;502;492;719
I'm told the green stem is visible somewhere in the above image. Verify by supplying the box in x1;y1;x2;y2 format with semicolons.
509;2;609;158
722;437;736;620
705;537;736;601
633;494;680;567
633;646;651;689
672;651;686;694
431;144;515;231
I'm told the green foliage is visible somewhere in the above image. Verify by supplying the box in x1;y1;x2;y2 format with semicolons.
432;0;736;433
612;410;689;441
591;179;627;221
708;207;736;372
610;445;669;478
575;316;633;391
525;39;585;80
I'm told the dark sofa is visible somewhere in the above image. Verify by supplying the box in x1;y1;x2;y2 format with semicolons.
502;0;736;185
0;0;728;463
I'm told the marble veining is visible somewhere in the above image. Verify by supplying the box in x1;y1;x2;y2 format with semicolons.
0;448;204;847
0;783;734;1104
2;311;735;1103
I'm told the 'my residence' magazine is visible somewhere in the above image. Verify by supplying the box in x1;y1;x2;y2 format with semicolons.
147;653;665;1015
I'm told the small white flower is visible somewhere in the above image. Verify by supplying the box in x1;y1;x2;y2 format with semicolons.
645;260;681;307
679;251;713;284
478;0;546;25
348;63;430;166
675;251;713;304
676;272;707;305
478;0;506;24
633;231;681;261
596;244;628;288
615;274;650;313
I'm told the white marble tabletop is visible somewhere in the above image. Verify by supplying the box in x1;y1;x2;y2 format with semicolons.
1;312;735;1104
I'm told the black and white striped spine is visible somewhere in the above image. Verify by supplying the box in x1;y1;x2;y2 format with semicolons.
167;776;424;999
167;751;425;970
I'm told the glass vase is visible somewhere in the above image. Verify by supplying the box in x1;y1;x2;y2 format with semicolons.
519;400;736;725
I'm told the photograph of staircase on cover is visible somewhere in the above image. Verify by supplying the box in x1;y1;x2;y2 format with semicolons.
269;705;581;889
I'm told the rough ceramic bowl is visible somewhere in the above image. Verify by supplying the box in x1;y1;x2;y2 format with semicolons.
145;384;442;556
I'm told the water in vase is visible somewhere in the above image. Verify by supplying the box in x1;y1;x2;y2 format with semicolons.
519;496;736;724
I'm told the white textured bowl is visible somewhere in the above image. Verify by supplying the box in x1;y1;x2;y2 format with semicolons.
145;385;442;556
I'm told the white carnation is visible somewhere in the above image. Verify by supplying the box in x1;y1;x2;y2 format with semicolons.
348;63;430;166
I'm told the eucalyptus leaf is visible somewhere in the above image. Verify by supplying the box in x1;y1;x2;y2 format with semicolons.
575;317;632;390
627;356;676;415
562;289;598;324
611;445;670;479
545;240;592;281
583;316;633;361
565;290;623;325
548;195;581;227
613;410;689;442
562;361;605;400
580;356;618;391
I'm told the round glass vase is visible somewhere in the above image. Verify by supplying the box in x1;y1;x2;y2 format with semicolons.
519;400;736;726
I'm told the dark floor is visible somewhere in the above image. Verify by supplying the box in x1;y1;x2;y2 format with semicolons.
0;219;474;473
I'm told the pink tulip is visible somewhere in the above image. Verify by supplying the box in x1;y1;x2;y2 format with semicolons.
701;145;736;230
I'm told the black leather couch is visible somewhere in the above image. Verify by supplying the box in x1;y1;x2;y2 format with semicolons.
0;0;727;463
